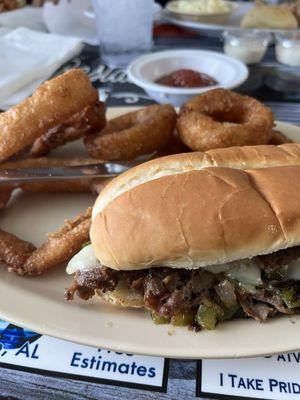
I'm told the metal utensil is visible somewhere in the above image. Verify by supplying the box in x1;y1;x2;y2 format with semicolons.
0;161;142;184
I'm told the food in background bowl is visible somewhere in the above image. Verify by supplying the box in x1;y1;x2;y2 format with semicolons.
275;32;300;67
240;3;298;29
169;0;231;14
166;0;238;23
223;30;271;65
155;69;218;88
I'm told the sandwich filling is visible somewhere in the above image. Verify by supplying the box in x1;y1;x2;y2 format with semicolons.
66;245;300;330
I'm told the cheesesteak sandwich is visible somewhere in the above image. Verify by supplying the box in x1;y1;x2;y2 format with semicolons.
66;143;300;330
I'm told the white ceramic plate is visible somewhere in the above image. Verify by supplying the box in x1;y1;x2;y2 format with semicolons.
160;2;300;33
0;108;299;359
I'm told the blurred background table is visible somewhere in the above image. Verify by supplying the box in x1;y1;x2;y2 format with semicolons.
54;27;300;125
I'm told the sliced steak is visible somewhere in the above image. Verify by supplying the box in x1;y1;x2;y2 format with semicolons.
252;289;292;314
141;268;215;316
66;245;300;326
65;267;120;300
236;291;276;322
256;246;300;275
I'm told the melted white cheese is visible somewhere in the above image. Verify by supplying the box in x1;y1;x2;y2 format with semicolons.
286;259;300;280
66;244;99;275
205;259;262;286
226;260;263;286
66;247;263;285
66;246;300;283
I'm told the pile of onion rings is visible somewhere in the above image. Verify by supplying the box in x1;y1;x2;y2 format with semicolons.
0;71;179;276
0;70;106;276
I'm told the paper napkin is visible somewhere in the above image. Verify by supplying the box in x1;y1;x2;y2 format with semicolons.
0;27;84;109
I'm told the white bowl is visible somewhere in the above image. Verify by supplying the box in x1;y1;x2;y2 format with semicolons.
166;0;239;24
127;49;249;107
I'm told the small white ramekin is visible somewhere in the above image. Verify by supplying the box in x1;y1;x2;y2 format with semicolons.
127;49;249;106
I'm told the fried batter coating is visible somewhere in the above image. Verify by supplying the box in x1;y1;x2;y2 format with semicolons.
0;187;13;210
177;89;274;152
0;229;36;268
29;102;106;157
20;178;111;194
0;159;96;272
8;208;92;276
0;69;98;162
85;104;177;160
155;133;190;158
268;129;293;145
0;0;21;12
90;178;113;195
20;180;93;193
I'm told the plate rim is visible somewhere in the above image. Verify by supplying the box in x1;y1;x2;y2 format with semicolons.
159;4;300;33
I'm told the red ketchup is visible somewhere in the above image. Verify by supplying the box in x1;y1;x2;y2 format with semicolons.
155;69;218;88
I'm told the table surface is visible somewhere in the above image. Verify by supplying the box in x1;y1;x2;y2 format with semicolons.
1;29;300;400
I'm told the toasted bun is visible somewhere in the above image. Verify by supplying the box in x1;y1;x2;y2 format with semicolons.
241;5;298;29
91;143;300;270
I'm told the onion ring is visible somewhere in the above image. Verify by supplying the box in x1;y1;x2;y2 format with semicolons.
2;208;92;276
85;104;177;160
0;187;13;210
177;89;274;152
29;102;106;157
0;69;98;162
0;229;36;269
268;129;292;145
155;132;190;158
